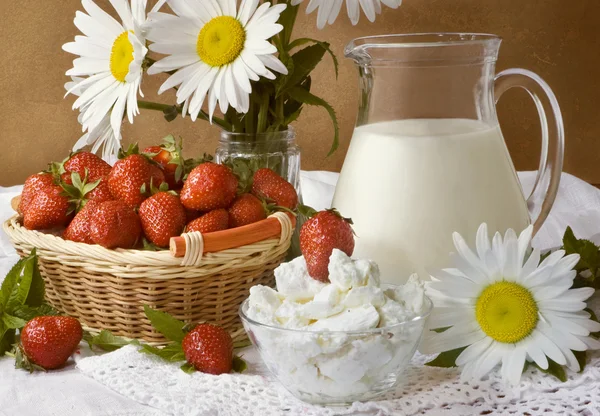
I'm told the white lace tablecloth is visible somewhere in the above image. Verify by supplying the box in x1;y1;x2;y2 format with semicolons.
2;171;600;416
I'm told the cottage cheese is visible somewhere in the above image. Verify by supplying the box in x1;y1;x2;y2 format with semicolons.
246;249;427;400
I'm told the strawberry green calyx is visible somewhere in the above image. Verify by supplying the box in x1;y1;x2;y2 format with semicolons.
59;171;101;214
297;204;318;218
118;143;141;159
140;178;171;197
182;153;213;182
8;344;46;373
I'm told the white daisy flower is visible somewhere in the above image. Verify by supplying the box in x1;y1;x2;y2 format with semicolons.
291;0;402;29
146;0;288;121
63;0;149;142
421;223;600;386
65;78;120;164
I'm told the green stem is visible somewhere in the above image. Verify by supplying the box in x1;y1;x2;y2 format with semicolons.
137;100;232;131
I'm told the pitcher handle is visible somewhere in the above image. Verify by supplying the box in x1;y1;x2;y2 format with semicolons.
494;68;565;235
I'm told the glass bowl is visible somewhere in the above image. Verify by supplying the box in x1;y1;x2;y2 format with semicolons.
239;289;432;406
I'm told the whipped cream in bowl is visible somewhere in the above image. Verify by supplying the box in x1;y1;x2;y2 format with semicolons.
239;249;432;405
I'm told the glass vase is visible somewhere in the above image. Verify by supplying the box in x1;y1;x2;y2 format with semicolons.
215;128;303;259
215;128;301;194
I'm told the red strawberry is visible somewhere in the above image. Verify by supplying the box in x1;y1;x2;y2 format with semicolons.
228;193;266;228
299;209;355;282
143;143;181;190
180;163;238;211
185;208;202;223
186;209;229;233
108;154;165;207
251;168;298;209
85;177;113;203
18;316;83;371
89;200;142;249
139;192;186;247
23;185;72;230
63;200;102;244
182;323;233;375
63;151;111;182
19;173;56;215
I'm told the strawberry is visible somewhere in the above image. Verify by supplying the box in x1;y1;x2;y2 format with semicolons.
108;154;165;207
182;323;233;375
63;151;111;182
19;173;56;215
299;209;355;282
180;163;238;211
185;208;202;223
186;209;230;233
23;185;72;230
139;192;186;247
143;135;183;189
63;200;102;244
251;168;298;210
228;193;266;228
89;200;142;249
85;177;113;203
17;316;83;371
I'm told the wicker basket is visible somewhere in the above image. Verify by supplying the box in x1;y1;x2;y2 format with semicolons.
3;211;294;344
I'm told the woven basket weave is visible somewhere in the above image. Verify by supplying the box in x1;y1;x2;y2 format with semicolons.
3;212;294;344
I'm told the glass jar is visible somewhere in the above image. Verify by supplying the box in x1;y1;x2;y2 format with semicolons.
215;128;301;194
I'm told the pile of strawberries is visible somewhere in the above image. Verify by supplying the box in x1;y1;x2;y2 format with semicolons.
19;138;298;250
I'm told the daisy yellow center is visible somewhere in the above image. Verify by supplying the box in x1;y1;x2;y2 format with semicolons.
196;16;246;67
475;281;538;343
110;31;134;82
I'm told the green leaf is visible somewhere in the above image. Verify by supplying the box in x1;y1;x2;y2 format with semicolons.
2;314;26;329
2;250;39;313
0;328;15;356
84;330;136;352
287;37;339;79
143;305;186;343
563;226;600;277
11;303;59;321
140;343;185;362
533;358;567;382
180;362;196;374
287;86;339;155
278;1;299;47
232;355;247;373
425;347;466;368
278;44;328;96
24;253;44;307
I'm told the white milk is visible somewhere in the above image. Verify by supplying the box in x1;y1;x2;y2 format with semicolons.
332;118;530;284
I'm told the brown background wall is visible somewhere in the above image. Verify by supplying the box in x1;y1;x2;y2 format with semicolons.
0;0;598;186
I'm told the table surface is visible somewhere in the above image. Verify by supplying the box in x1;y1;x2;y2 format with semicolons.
3;171;600;416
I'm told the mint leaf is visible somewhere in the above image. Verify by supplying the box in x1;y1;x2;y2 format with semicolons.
534;358;567;382
24;253;44;307
180;363;196;374
3;250;39;313
140;343;185;362
2;314;27;329
232;355;247;373
11;303;60;321
85;330;136;352
0;329;15;356
287;86;339;155
425;347;466;368
143;305;186;343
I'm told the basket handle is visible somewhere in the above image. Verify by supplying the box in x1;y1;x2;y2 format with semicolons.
170;212;296;258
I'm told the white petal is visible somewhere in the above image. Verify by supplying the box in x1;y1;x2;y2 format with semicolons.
475;223;491;259
455;336;493;366
82;0;124;36
358;0;377;22
471;343;506;381
520;248;541;280
109;0;134;30
428;306;475;330
539;250;566;268
258;54;288;75
504;346;526;386
530;329;567;366
522;336;548;369
110;91;128;140
238;0;259;26
517;225;533;265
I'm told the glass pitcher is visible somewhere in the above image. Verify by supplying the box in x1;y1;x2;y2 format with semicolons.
332;33;564;283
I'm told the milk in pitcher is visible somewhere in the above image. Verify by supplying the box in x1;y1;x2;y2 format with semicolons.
332;118;531;283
